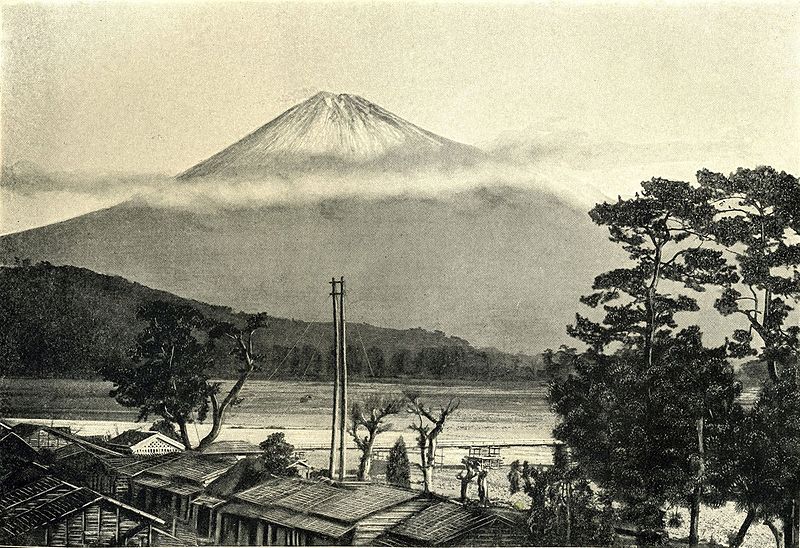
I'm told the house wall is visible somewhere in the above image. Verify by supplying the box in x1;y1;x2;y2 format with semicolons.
115;475;132;501
215;512;332;546
0;435;39;462
131;437;182;456
24;502;155;546
54;453;127;499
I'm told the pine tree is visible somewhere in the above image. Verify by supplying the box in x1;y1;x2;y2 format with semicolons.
697;166;800;547
386;437;411;489
551;178;740;543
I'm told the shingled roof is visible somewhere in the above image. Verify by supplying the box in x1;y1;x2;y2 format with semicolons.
236;477;420;523
222;477;424;540
108;429;161;447
0;476;163;542
378;501;526;546
200;440;262;455
107;429;184;452
11;423;71;438
223;502;353;539
26;426;126;457
0;430;39;462
138;452;237;485
54;441;183;477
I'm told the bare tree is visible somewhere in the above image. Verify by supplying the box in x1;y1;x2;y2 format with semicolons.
406;392;459;493
349;395;404;481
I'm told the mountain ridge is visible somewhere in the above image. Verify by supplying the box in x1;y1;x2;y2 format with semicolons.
0;262;542;380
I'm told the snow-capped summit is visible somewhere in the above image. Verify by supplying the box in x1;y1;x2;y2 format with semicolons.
177;92;481;179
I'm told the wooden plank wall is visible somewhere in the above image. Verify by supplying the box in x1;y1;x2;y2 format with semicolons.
33;502;154;546
115;476;130;501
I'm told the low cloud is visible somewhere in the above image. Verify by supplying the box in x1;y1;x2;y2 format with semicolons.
1;127;778;235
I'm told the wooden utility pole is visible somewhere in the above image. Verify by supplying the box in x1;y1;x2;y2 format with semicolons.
338;277;348;481
329;277;348;482
329;278;341;479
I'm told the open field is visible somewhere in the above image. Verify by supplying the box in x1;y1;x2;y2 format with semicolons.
1;377;774;547
1;376;556;456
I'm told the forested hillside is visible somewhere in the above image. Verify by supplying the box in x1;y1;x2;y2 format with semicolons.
0;262;540;381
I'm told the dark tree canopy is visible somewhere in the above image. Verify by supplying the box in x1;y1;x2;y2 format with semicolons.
386;437;411;489
259;432;298;477
694;167;800;546
552;176;741;540
697;167;800;380
101;300;269;450
102;301;216;449
509;455;616;546
150;419;182;442
569;178;736;359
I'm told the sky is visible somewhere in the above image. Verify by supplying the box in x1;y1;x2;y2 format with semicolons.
1;1;799;232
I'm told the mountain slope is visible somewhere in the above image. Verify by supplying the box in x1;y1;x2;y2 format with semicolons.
0;188;619;354
0;262;539;380
177;92;482;178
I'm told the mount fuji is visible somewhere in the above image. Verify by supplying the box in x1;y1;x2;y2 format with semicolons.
0;92;618;354
178;91;482;179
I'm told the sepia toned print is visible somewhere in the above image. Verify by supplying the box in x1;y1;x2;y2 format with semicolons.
1;2;798;547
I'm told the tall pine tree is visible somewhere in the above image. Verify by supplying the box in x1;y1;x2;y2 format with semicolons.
552;178;739;544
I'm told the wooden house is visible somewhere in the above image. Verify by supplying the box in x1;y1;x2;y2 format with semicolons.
0;428;40;464
213;477;432;546
0;458;49;496
107;430;185;456
0;475;166;546
0;431;48;496
131;453;238;524
54;445;183;502
11;423;74;453
188;456;275;542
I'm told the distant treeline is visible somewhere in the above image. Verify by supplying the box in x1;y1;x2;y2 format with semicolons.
259;342;541;381
0;262;544;381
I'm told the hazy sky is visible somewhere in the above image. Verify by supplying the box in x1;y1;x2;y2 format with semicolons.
3;1;798;177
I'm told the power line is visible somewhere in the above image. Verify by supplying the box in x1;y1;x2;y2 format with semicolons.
354;322;375;377
264;320;314;381
264;292;331;381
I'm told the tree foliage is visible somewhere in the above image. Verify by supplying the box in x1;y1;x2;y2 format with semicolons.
711;374;800;547
541;346;580;381
697;167;800;380
552;177;741;540
102;300;268;450
386;437;411;489
259;432;298;477
102;301;215;449
568;178;735;358
0;263;538;382
150;419;182;442
693;167;800;546
509;454;616;546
